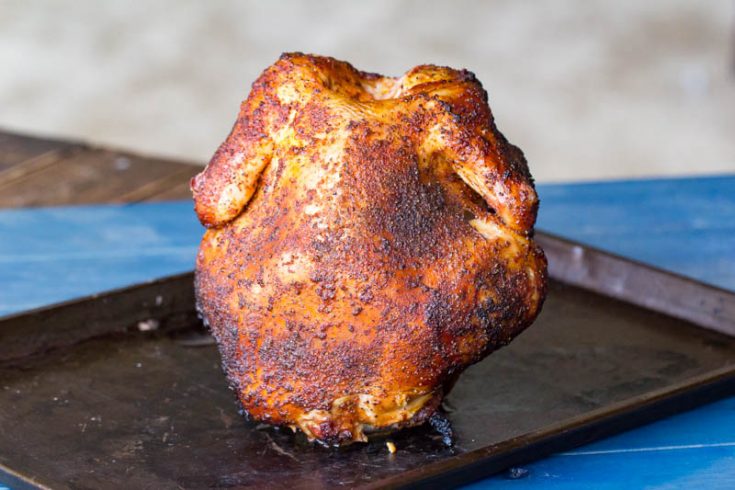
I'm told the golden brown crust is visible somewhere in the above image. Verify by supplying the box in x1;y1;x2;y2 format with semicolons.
193;53;547;445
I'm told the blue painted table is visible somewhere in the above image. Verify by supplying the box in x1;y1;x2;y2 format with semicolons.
1;175;733;489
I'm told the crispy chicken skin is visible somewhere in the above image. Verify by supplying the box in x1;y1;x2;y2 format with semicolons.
192;53;547;445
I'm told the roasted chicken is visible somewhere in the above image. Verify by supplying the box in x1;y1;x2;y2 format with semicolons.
192;53;547;445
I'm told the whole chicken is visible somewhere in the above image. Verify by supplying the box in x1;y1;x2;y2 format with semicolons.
192;53;547;446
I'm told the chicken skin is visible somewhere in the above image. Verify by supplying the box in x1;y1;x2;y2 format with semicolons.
192;53;547;446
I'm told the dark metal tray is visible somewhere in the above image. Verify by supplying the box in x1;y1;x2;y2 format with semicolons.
1;233;734;489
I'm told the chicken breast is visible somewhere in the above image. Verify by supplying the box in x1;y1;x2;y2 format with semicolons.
192;53;547;445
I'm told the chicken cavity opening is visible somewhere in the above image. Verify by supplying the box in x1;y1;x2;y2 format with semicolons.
360;77;404;100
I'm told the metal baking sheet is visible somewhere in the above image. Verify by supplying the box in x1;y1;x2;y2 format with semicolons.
1;233;734;489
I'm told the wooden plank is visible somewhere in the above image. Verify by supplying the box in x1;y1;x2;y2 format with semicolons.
536;175;735;291
0;202;201;316
0;148;200;208
118;168;195;202
0;129;201;207
0;147;83;185
140;179;194;201
466;397;735;490
0;129;83;172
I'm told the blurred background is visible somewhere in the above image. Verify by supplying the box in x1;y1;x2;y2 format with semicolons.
1;0;733;182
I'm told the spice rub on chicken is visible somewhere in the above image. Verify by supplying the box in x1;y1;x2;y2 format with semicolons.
192;53;547;446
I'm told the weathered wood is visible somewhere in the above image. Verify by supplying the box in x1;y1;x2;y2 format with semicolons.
0;130;83;172
0;147;199;208
0;202;201;317
0;129;200;208
140;179;194;201
536;176;735;292
0;147;83;186
118;169;195;202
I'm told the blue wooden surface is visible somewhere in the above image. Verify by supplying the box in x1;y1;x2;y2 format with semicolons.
467;396;735;489
0;202;200;316
0;174;734;488
537;175;735;291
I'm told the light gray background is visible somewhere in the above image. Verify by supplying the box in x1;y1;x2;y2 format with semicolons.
1;0;734;181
